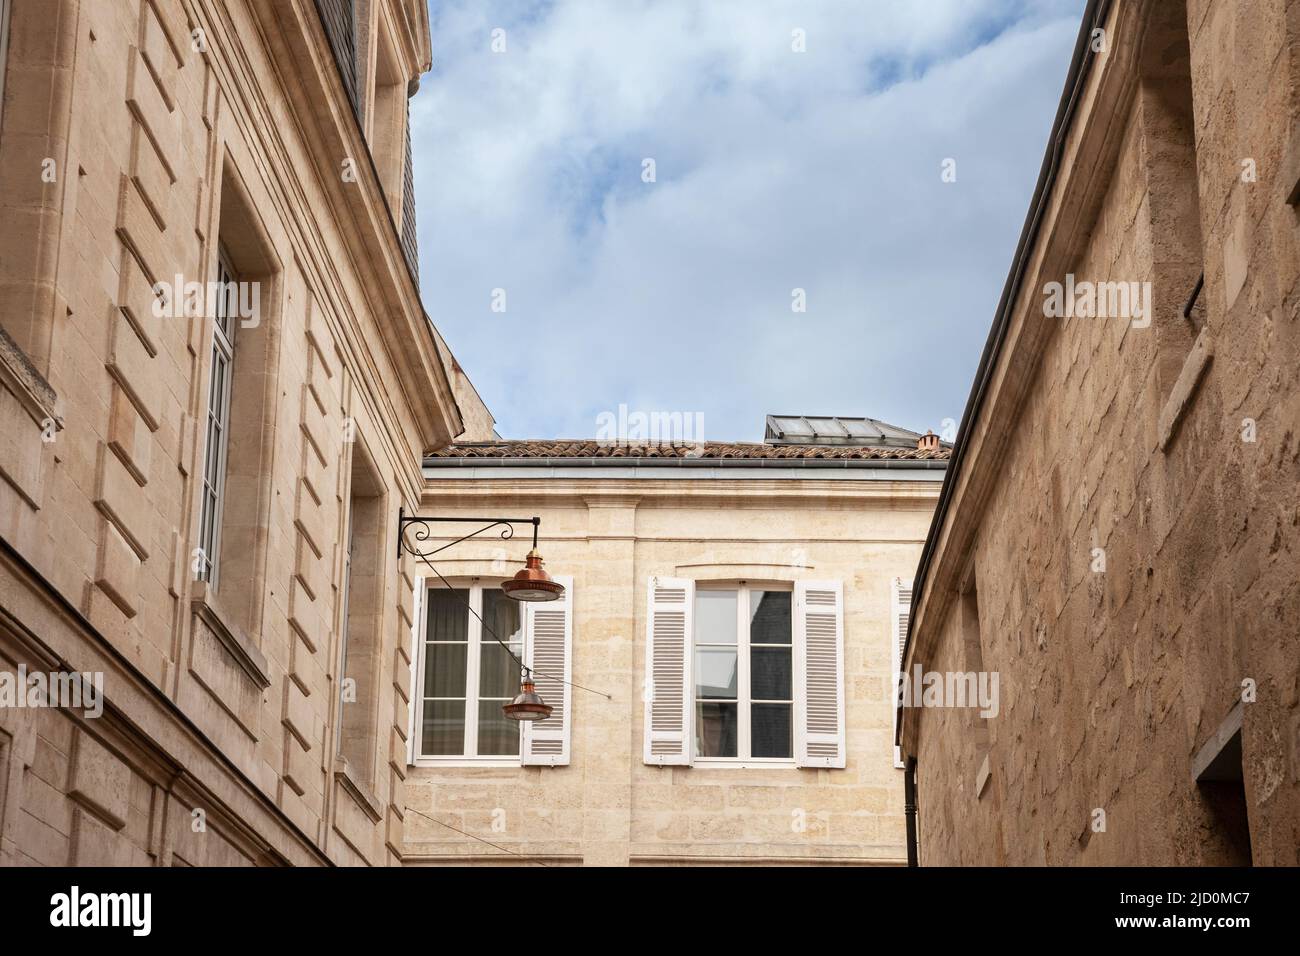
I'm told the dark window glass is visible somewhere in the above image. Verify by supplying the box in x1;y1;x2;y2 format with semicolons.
751;646;792;700
696;702;738;758
752;703;792;758
420;700;465;756
423;643;466;698
750;591;791;644
426;588;469;642
477;700;520;756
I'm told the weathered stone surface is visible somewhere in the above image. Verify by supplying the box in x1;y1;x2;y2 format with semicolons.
0;0;451;868
402;475;941;866
902;0;1300;867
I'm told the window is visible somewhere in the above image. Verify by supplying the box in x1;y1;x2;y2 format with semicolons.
1193;722;1251;865
959;566;990;759
645;578;844;768
891;577;913;768
694;586;793;762
0;0;60;373
352;0;373;127
197;250;236;585
193;158;281;637
0;730;10;837
369;21;406;217
419;584;524;759
337;438;385;777
1137;0;1205;401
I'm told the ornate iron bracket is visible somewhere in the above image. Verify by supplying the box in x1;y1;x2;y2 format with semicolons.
396;508;541;560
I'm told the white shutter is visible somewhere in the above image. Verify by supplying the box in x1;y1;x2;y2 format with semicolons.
522;575;572;766
406;576;424;765
643;576;694;765
794;580;845;769
891;577;913;769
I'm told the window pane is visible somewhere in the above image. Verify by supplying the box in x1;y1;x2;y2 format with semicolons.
751;703;792;758
695;590;737;644
750;591;791;644
479;642;522;698
482;588;523;644
198;489;215;558
477;700;520;756
751;646;792;700
426;588;469;641
695;647;737;699
695;702;738;758
420;700;465;755
422;642;467;698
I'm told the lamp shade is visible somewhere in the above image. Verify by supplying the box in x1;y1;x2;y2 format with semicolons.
502;677;552;721
501;549;565;602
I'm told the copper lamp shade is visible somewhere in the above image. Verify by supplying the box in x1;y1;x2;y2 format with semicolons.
503;676;552;722
501;549;565;602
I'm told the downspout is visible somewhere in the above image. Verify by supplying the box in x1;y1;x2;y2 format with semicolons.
905;756;919;867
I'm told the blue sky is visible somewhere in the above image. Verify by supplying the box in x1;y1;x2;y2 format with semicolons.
412;0;1086;441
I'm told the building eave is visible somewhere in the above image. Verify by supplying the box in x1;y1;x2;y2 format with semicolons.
899;0;1121;755
258;0;463;455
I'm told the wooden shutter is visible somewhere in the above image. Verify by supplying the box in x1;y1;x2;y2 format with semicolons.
643;576;694;765
891;577;913;769
794;580;845;768
522;575;572;766
406;576;424;765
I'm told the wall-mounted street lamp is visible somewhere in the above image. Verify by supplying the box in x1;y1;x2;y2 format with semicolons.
397;510;565;721
397;510;564;603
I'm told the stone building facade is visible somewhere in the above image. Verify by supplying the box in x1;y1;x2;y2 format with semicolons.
401;420;947;866
0;0;465;866
899;0;1300;865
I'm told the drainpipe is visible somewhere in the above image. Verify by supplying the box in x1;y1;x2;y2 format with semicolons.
905;757;919;867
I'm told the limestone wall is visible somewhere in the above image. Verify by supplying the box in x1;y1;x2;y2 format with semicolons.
905;0;1300;866
0;0;450;867
403;476;939;865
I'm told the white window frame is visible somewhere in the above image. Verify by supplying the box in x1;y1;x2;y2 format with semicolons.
197;249;236;587
413;580;524;767
891;577;913;769
693;583;796;769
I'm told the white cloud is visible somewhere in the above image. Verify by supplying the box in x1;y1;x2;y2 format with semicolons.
413;0;1086;440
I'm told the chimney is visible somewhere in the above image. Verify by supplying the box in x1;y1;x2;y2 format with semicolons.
917;430;940;452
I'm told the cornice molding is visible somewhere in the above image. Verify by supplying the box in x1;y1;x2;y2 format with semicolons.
245;0;462;454
420;477;943;512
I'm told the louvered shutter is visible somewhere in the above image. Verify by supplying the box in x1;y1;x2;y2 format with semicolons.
643;576;694;765
406;576;424;765
522;575;573;766
794;580;845;768
891;577;913;769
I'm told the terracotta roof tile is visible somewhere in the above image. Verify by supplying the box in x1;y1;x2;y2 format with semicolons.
427;440;950;461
